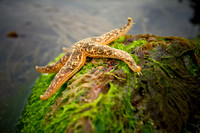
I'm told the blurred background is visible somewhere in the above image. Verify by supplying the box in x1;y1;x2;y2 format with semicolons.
0;0;199;132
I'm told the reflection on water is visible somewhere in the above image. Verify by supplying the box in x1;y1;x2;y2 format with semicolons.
0;0;199;132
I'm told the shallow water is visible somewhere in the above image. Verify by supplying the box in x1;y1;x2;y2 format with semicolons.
0;0;199;132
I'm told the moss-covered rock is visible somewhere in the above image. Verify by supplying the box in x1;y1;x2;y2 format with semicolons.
16;35;200;133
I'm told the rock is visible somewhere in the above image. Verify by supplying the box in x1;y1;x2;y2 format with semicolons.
7;31;18;38
16;34;200;133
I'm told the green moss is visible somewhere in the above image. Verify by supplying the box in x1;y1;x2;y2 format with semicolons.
42;82;138;132
17;35;200;133
17;37;149;132
141;121;154;133
114;35;126;43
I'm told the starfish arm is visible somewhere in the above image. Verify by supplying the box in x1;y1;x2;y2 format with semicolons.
62;47;68;52
35;51;71;73
91;17;133;45
40;49;86;100
84;43;141;72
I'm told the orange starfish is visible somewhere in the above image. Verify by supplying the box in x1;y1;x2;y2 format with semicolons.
36;17;141;100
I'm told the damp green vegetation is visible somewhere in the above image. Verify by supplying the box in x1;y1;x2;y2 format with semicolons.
16;35;200;133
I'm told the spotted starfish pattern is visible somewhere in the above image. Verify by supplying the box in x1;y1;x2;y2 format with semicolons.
36;17;141;100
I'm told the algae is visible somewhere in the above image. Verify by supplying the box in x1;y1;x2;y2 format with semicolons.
17;35;200;133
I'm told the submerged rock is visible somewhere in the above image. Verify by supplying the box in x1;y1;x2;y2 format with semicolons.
16;34;200;133
7;31;18;38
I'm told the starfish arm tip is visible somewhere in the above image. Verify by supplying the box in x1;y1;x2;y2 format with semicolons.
35;66;38;69
137;66;141;72
134;66;142;75
62;47;68;52
128;17;133;21
40;95;47;100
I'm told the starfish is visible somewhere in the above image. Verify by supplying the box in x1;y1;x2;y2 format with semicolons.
36;17;141;100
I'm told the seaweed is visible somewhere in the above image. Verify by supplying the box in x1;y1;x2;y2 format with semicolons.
16;35;200;133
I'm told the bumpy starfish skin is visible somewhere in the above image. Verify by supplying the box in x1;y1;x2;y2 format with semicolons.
36;17;141;100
